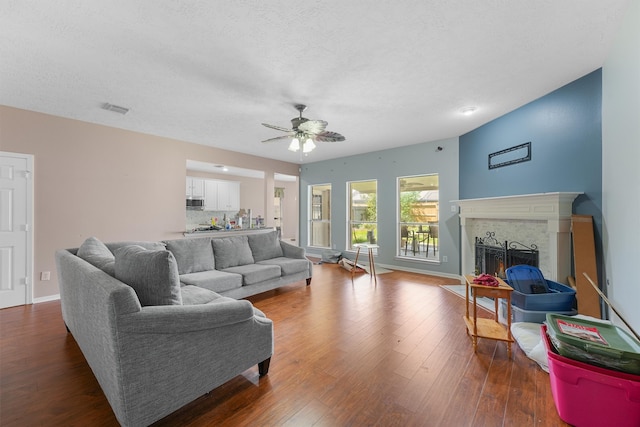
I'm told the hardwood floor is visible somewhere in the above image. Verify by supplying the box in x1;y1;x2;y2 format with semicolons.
0;262;568;426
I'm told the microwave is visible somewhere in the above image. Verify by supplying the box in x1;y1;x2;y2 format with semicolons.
186;198;205;210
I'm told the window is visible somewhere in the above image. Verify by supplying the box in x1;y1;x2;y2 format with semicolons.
309;184;331;248
348;180;377;250
398;174;439;260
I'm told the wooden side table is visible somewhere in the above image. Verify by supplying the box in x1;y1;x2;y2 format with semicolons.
352;244;379;283
463;274;514;358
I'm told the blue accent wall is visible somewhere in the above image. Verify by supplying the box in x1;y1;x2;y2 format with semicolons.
460;69;603;279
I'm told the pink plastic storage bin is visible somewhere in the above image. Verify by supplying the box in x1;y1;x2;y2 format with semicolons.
541;324;640;427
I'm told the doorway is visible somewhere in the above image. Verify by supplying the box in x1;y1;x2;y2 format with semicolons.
0;152;34;308
274;187;284;239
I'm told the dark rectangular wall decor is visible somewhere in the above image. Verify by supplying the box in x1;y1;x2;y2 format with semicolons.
488;141;531;169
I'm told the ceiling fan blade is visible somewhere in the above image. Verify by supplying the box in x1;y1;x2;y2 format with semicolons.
298;120;327;135
262;123;294;132
314;131;345;142
262;135;294;143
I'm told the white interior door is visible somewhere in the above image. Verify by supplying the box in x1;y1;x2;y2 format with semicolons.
0;152;33;309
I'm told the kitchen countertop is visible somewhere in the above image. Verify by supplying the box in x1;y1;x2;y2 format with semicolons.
183;227;275;238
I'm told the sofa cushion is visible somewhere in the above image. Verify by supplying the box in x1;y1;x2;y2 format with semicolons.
114;245;182;306
77;236;115;276
165;238;215;275
180;285;221;305
221;264;281;286
211;236;254;269
257;257;310;276
247;231;283;262
179;270;243;294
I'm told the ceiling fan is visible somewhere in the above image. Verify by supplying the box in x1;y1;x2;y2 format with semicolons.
262;104;345;153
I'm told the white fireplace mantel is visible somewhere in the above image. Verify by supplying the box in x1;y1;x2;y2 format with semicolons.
454;192;583;282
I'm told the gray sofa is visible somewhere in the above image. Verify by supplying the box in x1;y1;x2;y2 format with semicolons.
165;231;313;299
55;231;311;426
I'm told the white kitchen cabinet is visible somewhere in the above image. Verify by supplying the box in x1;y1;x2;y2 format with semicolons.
217;181;240;211
186;177;204;198
204;180;218;211
203;179;240;211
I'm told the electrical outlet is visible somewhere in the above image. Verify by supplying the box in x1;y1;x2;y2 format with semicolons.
442;256;448;263
40;271;51;281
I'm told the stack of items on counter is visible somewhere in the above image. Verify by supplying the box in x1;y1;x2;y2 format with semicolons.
500;265;577;323
541;314;640;427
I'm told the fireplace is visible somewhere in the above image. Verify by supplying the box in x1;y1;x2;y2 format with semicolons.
475;231;539;277
455;192;582;283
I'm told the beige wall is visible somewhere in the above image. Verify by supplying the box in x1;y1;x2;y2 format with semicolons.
0;106;299;299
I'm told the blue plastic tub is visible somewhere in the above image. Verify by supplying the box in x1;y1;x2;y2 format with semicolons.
500;299;577;323
505;265;548;294
506;279;576;311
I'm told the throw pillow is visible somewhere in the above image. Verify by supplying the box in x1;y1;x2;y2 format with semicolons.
247;231;283;262
211;236;254;269
77;236;115;276
165;238;215;274
114;245;182;306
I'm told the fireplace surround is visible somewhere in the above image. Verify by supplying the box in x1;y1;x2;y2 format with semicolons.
455;192;582;283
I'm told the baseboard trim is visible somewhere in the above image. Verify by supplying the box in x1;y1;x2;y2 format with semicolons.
306;247;463;281
377;263;463;281
34;294;60;304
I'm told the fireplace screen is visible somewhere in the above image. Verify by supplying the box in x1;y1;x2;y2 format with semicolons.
475;232;539;278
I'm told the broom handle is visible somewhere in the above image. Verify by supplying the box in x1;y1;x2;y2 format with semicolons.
583;272;640;341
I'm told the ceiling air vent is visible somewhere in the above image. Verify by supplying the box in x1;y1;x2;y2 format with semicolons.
101;103;130;115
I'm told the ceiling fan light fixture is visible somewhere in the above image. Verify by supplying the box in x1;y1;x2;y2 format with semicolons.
303;138;316;153
288;138;300;152
262;104;344;154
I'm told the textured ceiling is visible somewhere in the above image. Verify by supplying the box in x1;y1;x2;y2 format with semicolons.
0;1;631;164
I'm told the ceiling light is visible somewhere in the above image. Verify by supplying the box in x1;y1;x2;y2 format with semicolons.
288;138;300;152
461;107;477;116
303;139;316;153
